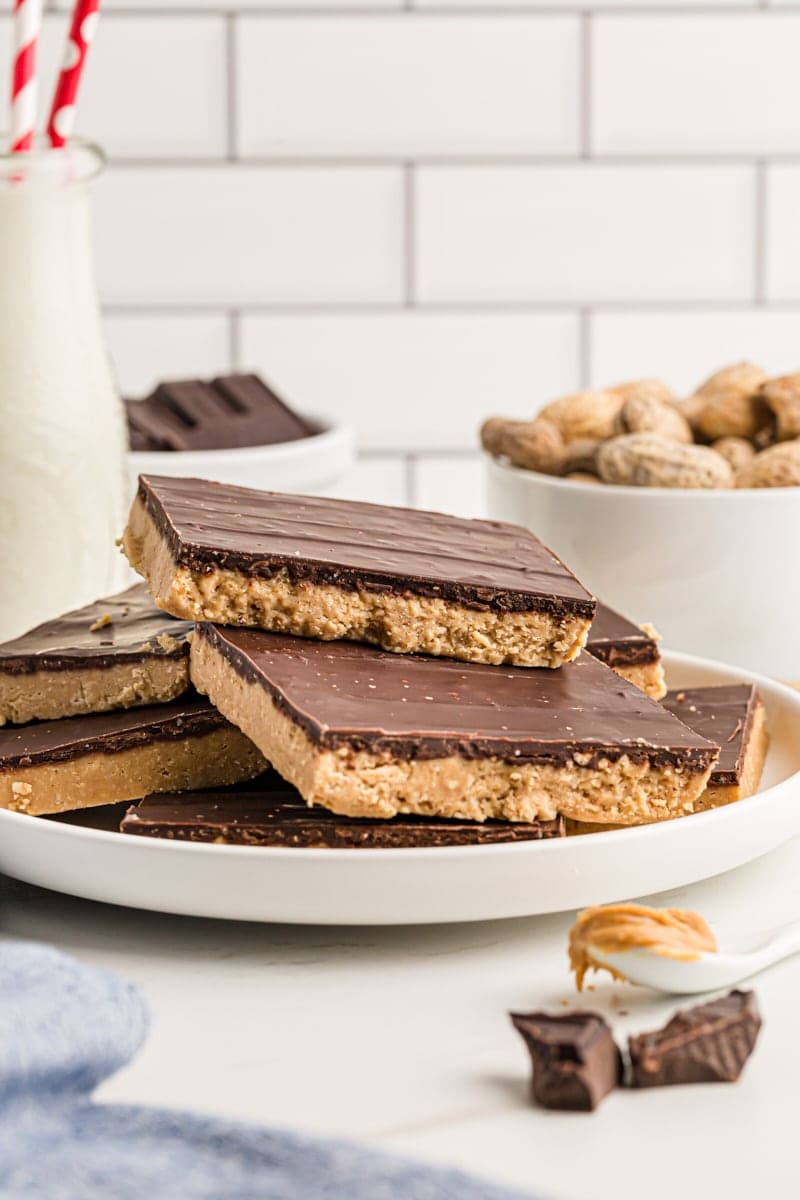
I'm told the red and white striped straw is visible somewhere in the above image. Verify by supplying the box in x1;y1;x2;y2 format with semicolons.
46;0;100;149
10;0;42;153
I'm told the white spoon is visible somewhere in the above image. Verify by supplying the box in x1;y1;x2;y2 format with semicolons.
586;921;800;994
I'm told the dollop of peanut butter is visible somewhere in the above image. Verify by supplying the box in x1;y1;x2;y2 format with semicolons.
568;903;717;990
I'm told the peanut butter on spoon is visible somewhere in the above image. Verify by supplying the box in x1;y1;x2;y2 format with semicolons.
569;903;717;991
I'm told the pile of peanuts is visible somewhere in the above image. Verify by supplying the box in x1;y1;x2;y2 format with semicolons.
480;363;800;489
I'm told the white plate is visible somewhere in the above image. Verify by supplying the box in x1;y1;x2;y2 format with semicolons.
1;650;799;926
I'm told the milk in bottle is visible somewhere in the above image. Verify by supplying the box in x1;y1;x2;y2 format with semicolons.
0;141;126;641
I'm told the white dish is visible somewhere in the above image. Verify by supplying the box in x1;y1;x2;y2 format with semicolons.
128;416;355;498
485;455;800;678
1;650;798;927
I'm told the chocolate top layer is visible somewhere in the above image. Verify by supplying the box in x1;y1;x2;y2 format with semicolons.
197;625;717;770
121;774;564;846
587;603;660;668
663;685;759;785
127;373;316;452
0;584;191;676
0;696;228;768
138;476;595;616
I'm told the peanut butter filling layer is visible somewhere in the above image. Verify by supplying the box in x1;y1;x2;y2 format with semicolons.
610;659;667;702
190;632;715;825
0;657;189;726
123;490;592;669
569;903;717;990
566;688;768;834
0;725;266;818
693;698;769;811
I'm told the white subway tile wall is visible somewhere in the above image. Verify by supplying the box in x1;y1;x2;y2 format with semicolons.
239;312;579;449
2;5;798;513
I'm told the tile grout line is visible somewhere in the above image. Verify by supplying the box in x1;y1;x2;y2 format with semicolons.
101;154;790;168
103;300;800;317
403;163;416;308
52;6;800;17
580;11;592;160
754;160;767;306
225;13;238;162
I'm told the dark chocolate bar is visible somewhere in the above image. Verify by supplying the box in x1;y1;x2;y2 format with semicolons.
629;990;761;1087
510;1011;623;1111
126;373;317;452
121;774;565;846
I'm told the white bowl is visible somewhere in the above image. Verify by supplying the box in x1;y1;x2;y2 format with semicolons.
486;455;800;678
127;416;355;498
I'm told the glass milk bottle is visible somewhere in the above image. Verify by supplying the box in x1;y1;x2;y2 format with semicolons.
0;141;126;642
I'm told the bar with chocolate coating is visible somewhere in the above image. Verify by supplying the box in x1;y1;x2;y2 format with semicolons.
122;475;596;668
189;625;718;826
0;584;192;726
121;773;565;847
662;685;768;809
0;697;266;817
586;603;666;700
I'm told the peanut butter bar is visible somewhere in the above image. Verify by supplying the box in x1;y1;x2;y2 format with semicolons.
586;604;666;700
0;697;266;817
121;773;565;846
567;683;767;833
0;584;192;726
189;626;718;826
123;475;595;668
662;685;768;810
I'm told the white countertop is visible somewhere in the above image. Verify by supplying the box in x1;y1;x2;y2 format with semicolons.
2;836;798;1200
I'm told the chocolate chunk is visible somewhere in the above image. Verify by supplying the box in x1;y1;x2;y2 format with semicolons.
629;990;761;1087
0;696;231;769
586;603;660;669
0;583;191;675
510;1011;623;1111
662;685;761;788
134;474;596;619
126;373;317;452
121;774;565;846
196;626;718;772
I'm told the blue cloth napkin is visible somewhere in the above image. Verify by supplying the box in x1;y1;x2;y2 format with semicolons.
0;940;531;1199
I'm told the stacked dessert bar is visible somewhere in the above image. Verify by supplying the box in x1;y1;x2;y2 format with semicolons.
0;476;768;844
